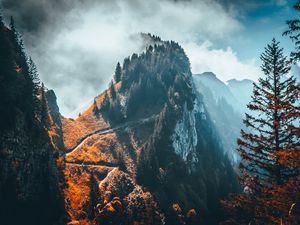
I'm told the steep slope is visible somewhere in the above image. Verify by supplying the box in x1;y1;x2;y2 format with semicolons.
227;78;253;110
193;72;237;108
0;19;66;225
193;73;250;162
62;35;238;225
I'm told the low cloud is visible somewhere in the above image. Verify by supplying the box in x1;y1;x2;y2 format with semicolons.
184;41;260;82
1;0;260;117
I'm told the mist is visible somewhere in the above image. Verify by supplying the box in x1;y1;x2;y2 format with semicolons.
1;0;261;117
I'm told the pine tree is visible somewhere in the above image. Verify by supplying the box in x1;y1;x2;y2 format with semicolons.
109;81;117;100
121;57;130;80
9;16;16;35
9;17;38;126
222;39;300;225
92;98;99;116
114;62;122;83
28;58;40;92
28;58;41;115
100;90;110;113
0;11;4;28
0;13;18;127
9;17;27;66
283;0;300;62
40;83;50;128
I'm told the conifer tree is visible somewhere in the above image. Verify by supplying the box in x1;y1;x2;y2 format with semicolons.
92;98;99;116
9;17;27;65
0;12;3;28
0;13;18;127
121;57;130;80
99;90;110;113
114;62;122;83
109;81;117;100
222;39;300;225
9;16;16;35
28;58;41;114
40;83;50;128
9;17;38;126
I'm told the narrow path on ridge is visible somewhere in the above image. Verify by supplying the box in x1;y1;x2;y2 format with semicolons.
65;115;158;158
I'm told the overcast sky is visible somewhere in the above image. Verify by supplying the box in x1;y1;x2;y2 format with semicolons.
0;0;297;117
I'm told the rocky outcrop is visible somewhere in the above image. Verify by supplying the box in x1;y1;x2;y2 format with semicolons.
96;168;163;225
46;89;66;155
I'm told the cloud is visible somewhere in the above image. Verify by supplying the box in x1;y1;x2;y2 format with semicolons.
1;0;259;117
184;41;260;82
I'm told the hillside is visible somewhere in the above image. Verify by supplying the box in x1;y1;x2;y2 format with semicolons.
0;18;66;225
62;35;238;225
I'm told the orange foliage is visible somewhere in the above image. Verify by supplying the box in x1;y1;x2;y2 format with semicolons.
61;84;160;224
56;156;65;170
66;133;121;164
62;113;108;151
64;164;111;224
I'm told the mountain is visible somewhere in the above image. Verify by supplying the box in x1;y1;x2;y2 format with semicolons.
61;35;238;225
193;72;253;114
193;72;238;109
227;78;253;110
193;73;253;162
0;19;66;225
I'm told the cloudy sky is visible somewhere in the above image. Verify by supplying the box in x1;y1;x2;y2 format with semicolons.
0;0;297;116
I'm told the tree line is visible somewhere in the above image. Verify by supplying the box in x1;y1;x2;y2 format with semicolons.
0;15;50;131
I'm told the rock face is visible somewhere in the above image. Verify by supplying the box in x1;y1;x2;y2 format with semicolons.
62;35;238;225
0;23;66;225
46;90;67;155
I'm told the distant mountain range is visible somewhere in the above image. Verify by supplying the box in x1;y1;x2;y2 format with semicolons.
193;72;253;114
193;72;253;162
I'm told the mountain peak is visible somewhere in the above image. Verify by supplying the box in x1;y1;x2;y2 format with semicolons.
195;71;217;79
227;78;253;85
